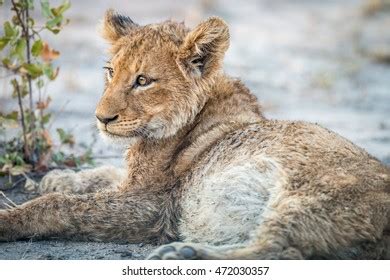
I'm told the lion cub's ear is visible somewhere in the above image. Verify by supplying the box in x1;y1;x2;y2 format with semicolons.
101;9;138;43
177;17;230;79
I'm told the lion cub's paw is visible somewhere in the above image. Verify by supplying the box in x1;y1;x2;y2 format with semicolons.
38;169;79;194
147;242;219;260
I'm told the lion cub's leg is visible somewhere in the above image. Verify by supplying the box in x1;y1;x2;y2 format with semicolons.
225;194;388;260
0;190;166;242
149;194;388;260
38;166;125;194
224;195;387;259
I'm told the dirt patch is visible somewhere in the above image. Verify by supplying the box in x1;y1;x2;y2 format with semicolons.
0;240;155;260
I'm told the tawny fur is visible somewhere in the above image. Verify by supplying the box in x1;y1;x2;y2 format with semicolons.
1;10;389;260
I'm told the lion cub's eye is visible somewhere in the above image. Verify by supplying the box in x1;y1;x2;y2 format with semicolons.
135;75;151;87
103;66;114;81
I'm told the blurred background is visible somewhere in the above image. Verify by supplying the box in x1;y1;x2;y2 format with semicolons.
1;0;390;166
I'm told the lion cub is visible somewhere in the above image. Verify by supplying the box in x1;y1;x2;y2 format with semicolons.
1;10;389;260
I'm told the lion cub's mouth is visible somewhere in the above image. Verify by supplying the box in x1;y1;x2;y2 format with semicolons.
100;126;147;142
102;130;128;138
100;126;137;139
96;118;142;138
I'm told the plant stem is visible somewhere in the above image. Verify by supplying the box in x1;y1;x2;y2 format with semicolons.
14;80;29;158
25;3;34;121
10;0;35;164
11;0;27;36
24;1;35;150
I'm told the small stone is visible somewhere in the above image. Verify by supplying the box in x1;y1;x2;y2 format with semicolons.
38;254;54;260
132;253;141;258
120;251;133;258
24;178;38;192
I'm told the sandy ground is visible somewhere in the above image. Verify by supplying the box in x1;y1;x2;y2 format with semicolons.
0;239;155;260
0;0;389;259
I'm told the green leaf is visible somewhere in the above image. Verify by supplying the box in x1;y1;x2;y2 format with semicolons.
56;128;75;146
4;21;15;37
56;128;67;142
52;151;65;164
46;15;63;28
0;111;19;129
27;17;35;28
0;38;10;51
59;0;71;13
40;0;52;18
43;64;53;79
5;111;18;121
2;57;11;66
31;39;43;56
26;0;34;9
23;63;43;78
41;113;51;124
8;164;32;176
0;157;7;165
12;39;26;60
52;0;71;16
47;27;61;34
15;155;25;166
42;65;59;80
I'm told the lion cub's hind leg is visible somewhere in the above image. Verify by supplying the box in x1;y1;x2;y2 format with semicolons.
217;194;388;260
149;192;388;260
38;166;126;194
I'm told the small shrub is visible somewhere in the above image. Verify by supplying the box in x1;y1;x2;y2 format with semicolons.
0;0;94;180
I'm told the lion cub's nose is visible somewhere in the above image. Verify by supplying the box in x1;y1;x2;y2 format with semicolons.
96;114;119;125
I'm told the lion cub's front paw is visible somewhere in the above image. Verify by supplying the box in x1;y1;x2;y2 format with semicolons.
38;169;79;194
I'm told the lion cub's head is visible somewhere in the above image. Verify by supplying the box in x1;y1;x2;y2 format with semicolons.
95;10;229;144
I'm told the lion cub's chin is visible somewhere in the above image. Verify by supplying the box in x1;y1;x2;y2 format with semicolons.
99;130;140;149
